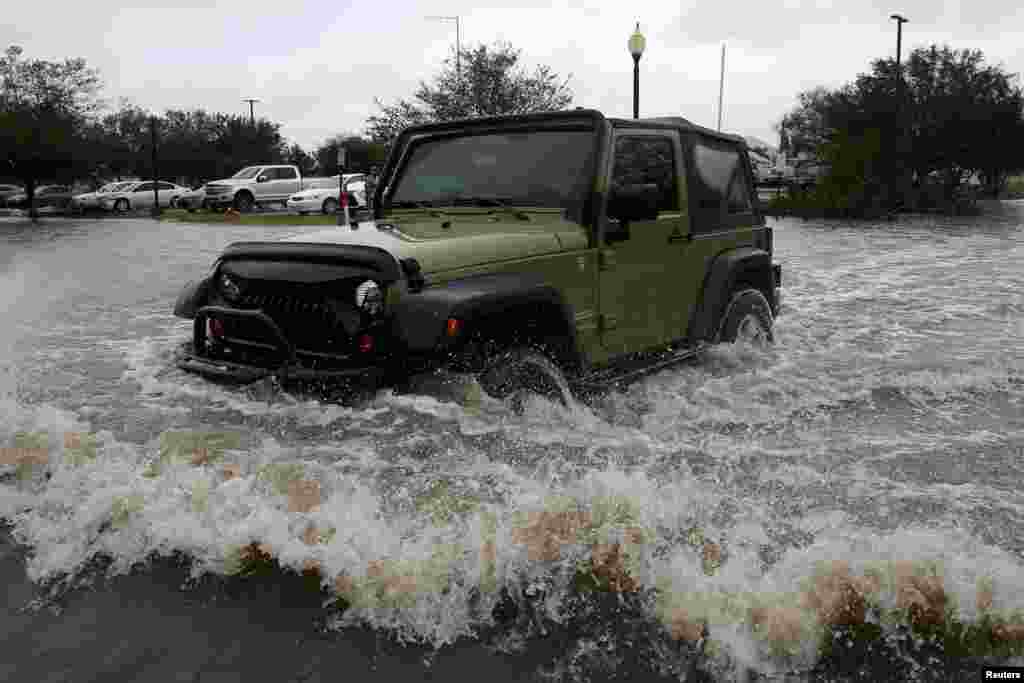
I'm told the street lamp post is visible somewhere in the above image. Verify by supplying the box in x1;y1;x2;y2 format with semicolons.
890;13;909;209
628;23;646;119
890;14;907;71
242;98;260;126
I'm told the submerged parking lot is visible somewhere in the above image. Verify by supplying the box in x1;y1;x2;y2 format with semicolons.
1;206;1023;681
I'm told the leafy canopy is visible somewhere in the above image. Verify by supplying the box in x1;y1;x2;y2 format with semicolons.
364;41;574;145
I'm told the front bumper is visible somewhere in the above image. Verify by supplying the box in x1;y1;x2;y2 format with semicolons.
287;197;324;213
179;305;388;388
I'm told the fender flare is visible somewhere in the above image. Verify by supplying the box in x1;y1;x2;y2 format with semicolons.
689;246;774;343
173;276;213;319
388;272;581;367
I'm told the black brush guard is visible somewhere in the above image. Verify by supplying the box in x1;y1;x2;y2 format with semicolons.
178;306;386;387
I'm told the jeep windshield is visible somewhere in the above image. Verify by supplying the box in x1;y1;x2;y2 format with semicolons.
386;130;596;219
231;167;263;179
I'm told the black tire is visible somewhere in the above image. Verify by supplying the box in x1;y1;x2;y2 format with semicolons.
114;198;130;214
321;198;338;215
169;196;180;209
717;288;774;345
478;347;574;415
233;192;254;213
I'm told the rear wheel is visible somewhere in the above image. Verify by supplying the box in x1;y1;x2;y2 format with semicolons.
321;198;338;215
717;288;774;346
478;347;574;415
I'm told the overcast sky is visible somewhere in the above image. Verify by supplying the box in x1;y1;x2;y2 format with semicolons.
4;0;1023;152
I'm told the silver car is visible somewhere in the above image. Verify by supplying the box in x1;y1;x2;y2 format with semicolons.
100;181;190;213
70;182;136;213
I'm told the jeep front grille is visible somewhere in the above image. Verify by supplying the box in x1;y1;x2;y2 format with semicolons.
238;293;334;320
216;288;362;357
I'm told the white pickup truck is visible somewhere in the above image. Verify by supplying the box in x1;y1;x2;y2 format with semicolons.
202;164;304;212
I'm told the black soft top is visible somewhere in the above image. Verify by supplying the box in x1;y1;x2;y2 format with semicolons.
392;108;745;145
608;115;747;146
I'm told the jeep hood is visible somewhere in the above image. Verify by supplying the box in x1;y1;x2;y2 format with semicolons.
277;216;585;275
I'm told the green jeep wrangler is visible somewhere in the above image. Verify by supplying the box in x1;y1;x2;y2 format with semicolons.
172;109;781;410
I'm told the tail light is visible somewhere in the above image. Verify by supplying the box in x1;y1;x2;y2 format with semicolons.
357;334;373;353
208;317;225;338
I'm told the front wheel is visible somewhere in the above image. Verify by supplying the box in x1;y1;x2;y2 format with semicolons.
114;198;130;214
717;288;774;346
478;347;575;415
233;192;254;213
321;198;338;215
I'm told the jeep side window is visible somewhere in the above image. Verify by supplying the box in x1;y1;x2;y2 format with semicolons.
610;137;678;211
276;167;297;180
689;138;752;231
727;157;753;213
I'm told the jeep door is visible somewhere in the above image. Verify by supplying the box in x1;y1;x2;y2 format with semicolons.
597;130;688;355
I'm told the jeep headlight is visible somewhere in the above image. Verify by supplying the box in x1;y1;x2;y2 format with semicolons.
354;280;384;315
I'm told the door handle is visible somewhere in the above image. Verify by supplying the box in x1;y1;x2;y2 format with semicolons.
668;233;689;244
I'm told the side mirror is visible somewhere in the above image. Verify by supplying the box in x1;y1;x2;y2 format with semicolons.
608;183;661;222
256;175;268;183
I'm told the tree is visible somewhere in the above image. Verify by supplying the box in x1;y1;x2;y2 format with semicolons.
776;86;832;160
364;41;574;146
211;114;285;176
282;142;315;174
313;134;387;175
776;43;1024;210
0;45;103;216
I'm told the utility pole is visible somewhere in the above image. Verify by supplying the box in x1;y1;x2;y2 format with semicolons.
717;44;726;131
427;16;461;102
242;98;260;126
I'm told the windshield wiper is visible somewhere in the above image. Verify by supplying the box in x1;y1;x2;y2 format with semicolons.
444;196;531;220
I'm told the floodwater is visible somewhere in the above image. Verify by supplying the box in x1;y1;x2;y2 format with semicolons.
1;205;1023;682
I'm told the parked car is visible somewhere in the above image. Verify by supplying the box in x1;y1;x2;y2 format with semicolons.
0;184;25;207
6;185;74;211
99;181;189;213
175;186;207;212
171;108;781;412
70;181;137;213
203;164;304;212
286;174;366;215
